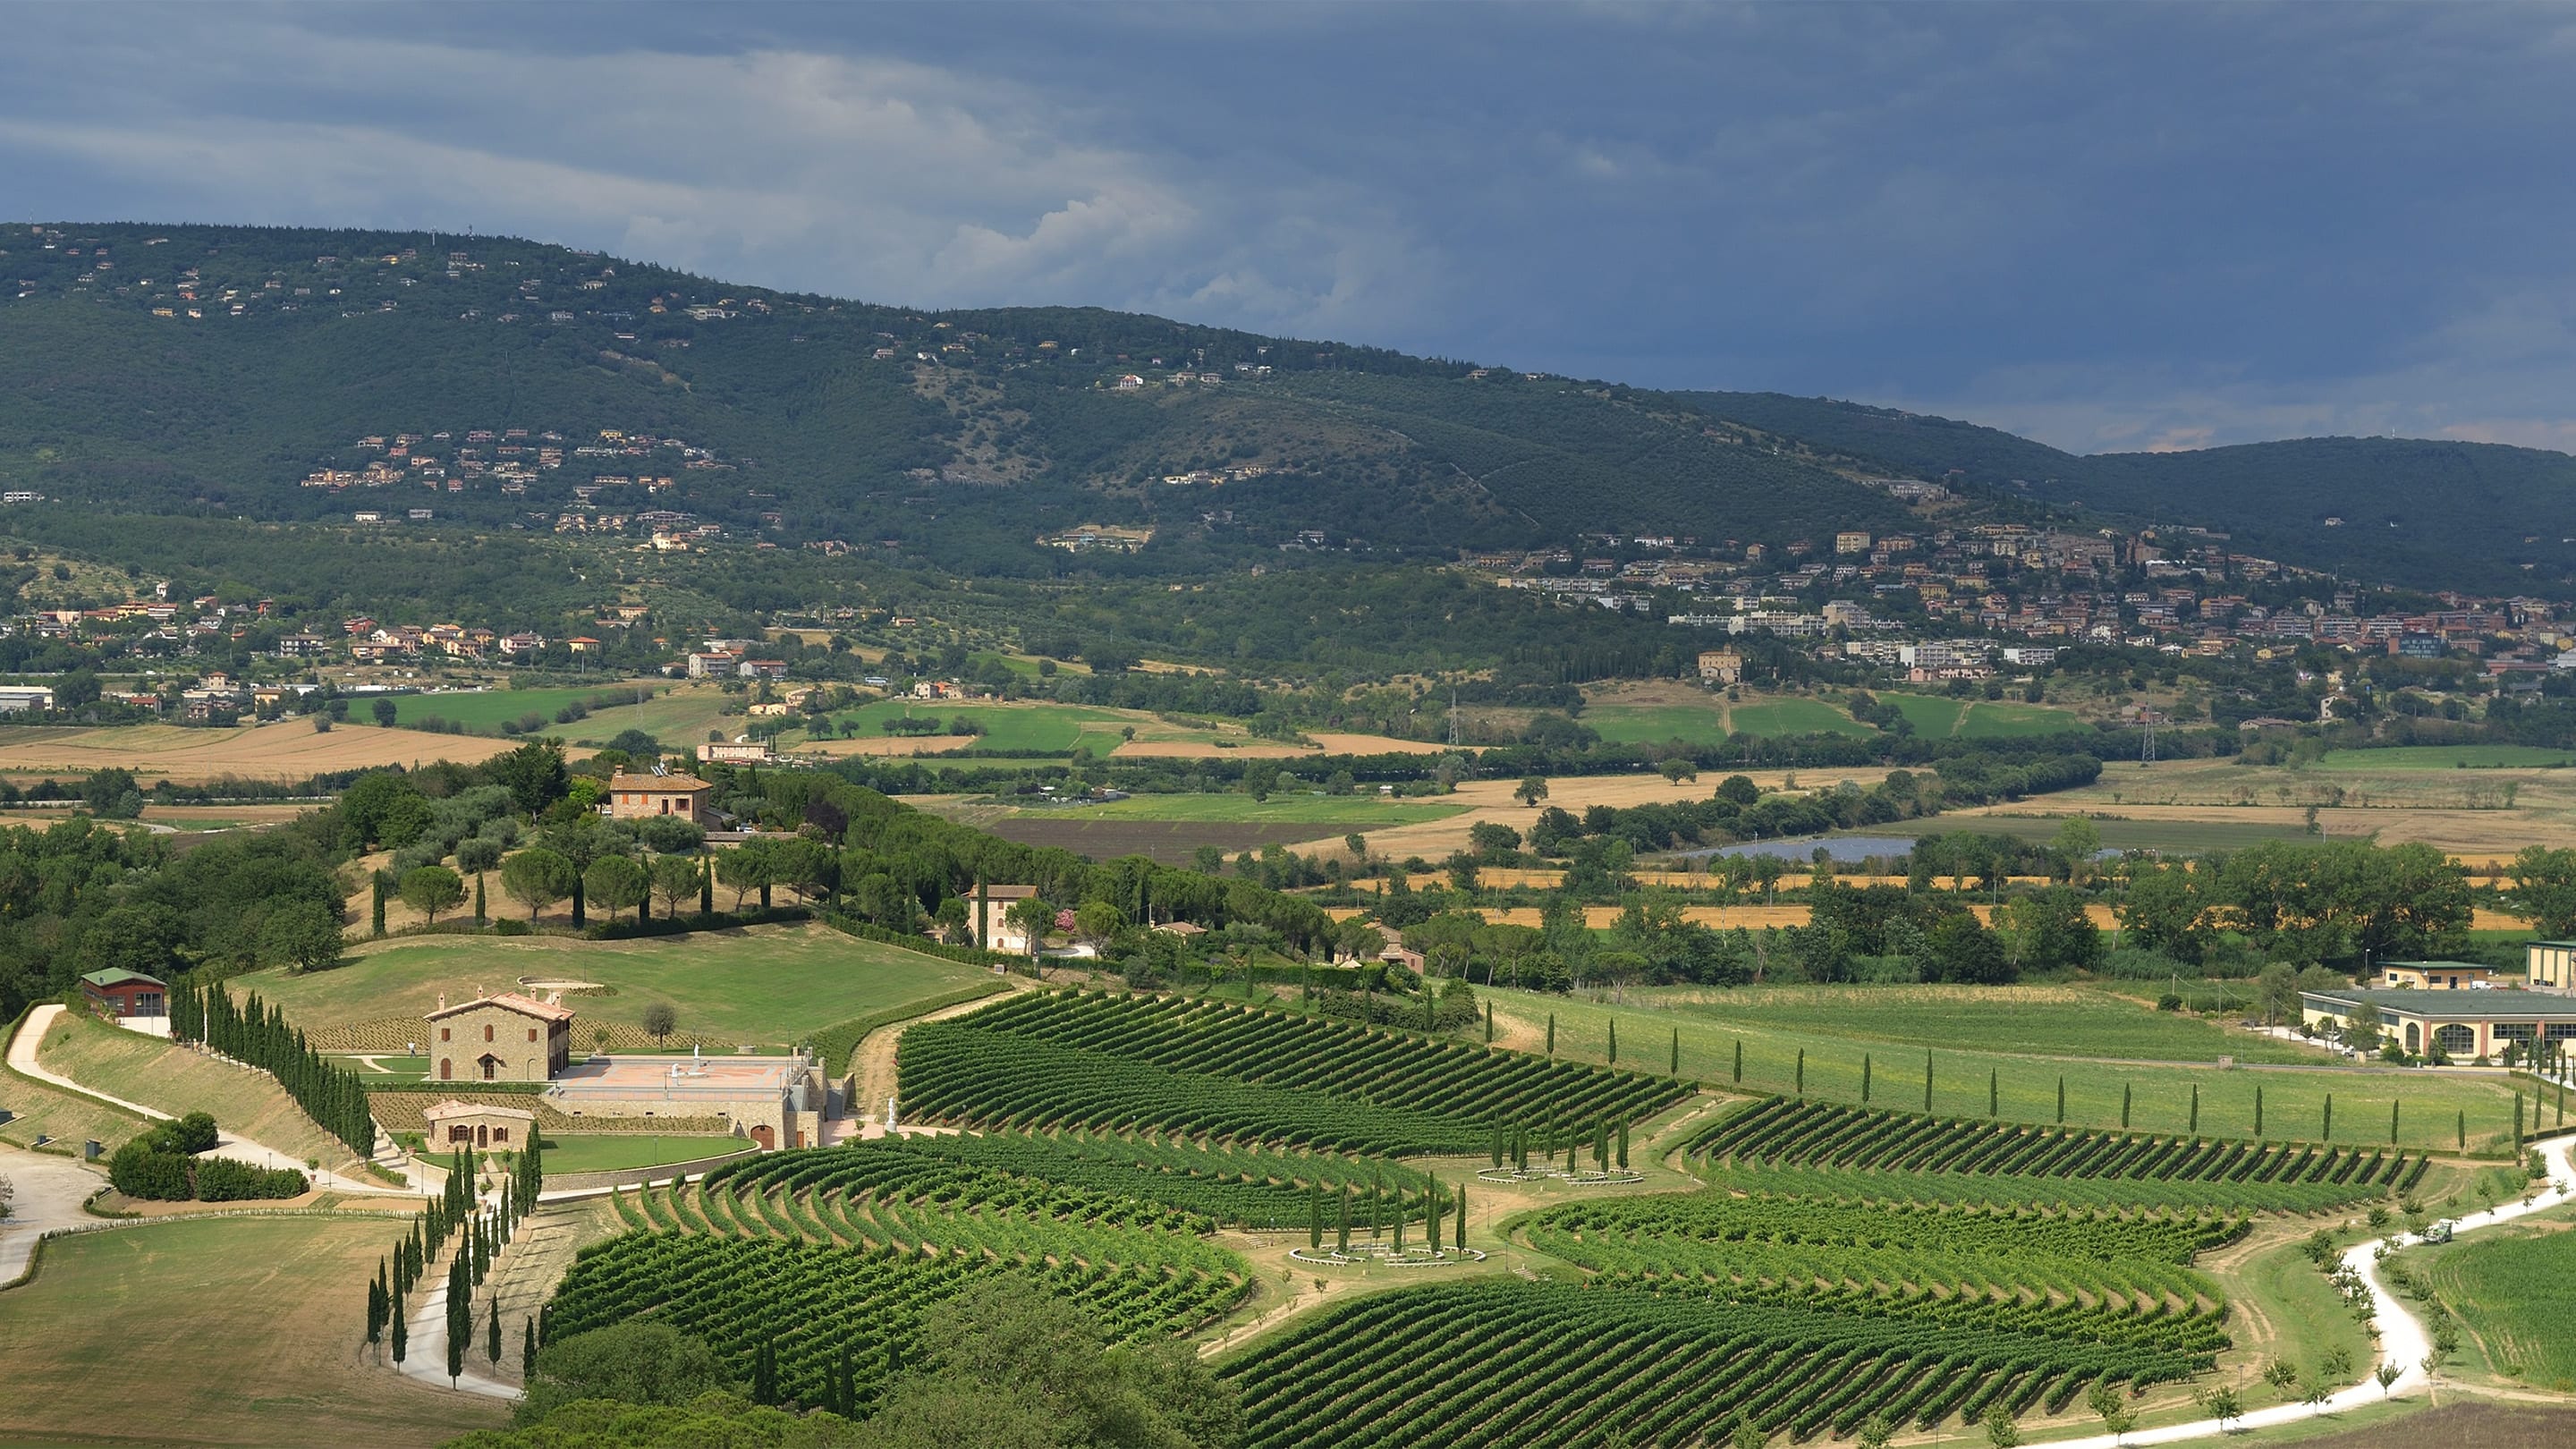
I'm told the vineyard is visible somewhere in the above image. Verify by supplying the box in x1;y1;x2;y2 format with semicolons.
898;988;1690;1154
1525;1192;2238;1360
547;1234;1240;1411
1690;1097;2428;1205
1224;1277;2217;1449
706;1131;1436;1231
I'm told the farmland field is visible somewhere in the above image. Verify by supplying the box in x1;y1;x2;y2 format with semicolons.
384;681;664;731
1728;697;1875;737
1479;984;2528;1151
1063;793;1466;825
985;817;1385;865
2318;745;2576;770
2419;1214;2576;1388
1953;699;2088;737
0;1216;508;1446
248;922;996;1052
0;719;513;783
1581;700;1732;746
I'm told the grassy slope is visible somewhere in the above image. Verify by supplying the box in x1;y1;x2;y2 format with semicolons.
1728;698;1874;738
0;1216;508;1447
1483;983;2524;1150
1581;701;1732;746
2419;1208;2576;1389
35;1011;356;1168
2319;745;2576;770
1;1028;157;1153
250;923;995;1046
386;682;659;730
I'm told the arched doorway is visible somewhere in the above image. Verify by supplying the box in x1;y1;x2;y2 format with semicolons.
750;1124;775;1150
438;1058;453;1080
2405;1022;2420;1054
475;1123;489;1148
479;1055;501;1081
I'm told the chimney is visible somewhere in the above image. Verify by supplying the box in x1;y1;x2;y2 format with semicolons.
436;992;446;1012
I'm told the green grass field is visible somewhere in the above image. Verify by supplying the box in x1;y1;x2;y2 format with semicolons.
1728;698;1875;738
2319;745;2576;770
1955;699;2088;738
251;923;996;1048
1057;794;1468;826
1483;984;2528;1150
2421;1210;2576;1389
828;699;1136;754
387;682;662;731
1845;815;2314;853
1636;983;2320;1063
0;1216;508;1446
538;1132;749;1174
1580;702;1732;746
35;1011;359;1167
1885;694;1965;736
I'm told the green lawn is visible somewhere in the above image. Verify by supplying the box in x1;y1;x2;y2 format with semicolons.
827;699;1136;753
0;1216;509;1446
1884;694;1965;737
2319;745;2576;770
1635;983;2320;1063
1581;702;1732;747
538;1132;750;1174
1956;699;2087;738
1061;794;1468;825
1483;984;2528;1150
251;923;997;1049
36;1011;359;1168
335;1053;432;1076
387;682;662;731
2420;1207;2576;1389
1728;698;1874;738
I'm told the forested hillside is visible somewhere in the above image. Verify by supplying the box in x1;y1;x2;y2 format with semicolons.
1679;391;2576;594
0;222;1903;572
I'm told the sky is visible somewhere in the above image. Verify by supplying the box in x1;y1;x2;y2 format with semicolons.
6;2;2575;455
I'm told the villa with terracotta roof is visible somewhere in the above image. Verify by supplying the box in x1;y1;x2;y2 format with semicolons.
426;991;575;1083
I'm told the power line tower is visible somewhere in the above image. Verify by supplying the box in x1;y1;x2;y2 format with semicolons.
1447;691;1460;748
2140;711;2158;767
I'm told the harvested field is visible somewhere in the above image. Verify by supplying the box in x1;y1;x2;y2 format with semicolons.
0;720;513;784
1292;767;1892;861
2258;1402;2576;1449
984;817;1343;865
0;1216;510;1446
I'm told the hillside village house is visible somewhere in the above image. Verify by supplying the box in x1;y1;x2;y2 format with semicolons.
2529;941;2576;990
428;991;574;1082
605;767;714;826
960;884;1040;953
80;968;166;1020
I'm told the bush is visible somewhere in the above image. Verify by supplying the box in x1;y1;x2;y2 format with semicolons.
191;1156;309;1201
2157;993;2184;1013
106;1113;307;1202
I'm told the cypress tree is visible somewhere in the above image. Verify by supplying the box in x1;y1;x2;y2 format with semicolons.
1988;1069;1998;1117
1616;1118;1630;1170
1923;1050;1934;1112
474;874;487;927
1594;1117;1609;1170
1337;1185;1352;1253
2121;1082;2131;1129
2190;1083;2199;1133
2458;1110;2467;1150
2391;1098;2400;1146
1454;1186;1468;1251
445;1313;463;1383
1862;1053;1873;1103
701;854;716;916
2325;1093;2334;1141
1309;1182;1323;1250
366;1269;385;1347
1490;1123;1504;1169
487;1297;502;1366
1608;1018;1617;1064
1486;1003;1495;1044
1796;1049;1806;1095
1546;1014;1555;1056
1733;1039;1743;1084
2513;1092;2524;1154
523;1318;537;1380
1513;1124;1529;1173
1427;1186;1442;1252
1369;1170;1382;1240
392;1303;407;1364
372;871;388;936
1672;1028;1680;1074
2055;1076;2065;1123
2255;1084;2265;1138
1393;1194;1405;1251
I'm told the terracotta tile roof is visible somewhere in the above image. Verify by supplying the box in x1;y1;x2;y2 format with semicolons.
421;1098;537;1122
426;991;577;1023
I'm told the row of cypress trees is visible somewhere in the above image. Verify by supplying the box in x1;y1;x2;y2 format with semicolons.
171;979;373;1156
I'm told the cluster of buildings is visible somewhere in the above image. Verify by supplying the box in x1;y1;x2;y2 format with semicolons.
1472;514;2573;677
2301;945;2576;1063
